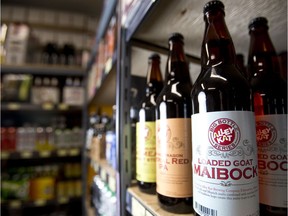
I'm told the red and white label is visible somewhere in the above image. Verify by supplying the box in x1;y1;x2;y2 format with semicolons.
192;111;259;216
256;114;287;208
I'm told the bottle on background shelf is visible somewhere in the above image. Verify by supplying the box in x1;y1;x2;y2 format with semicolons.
136;53;163;194
247;16;287;216
190;1;259;216
155;33;193;214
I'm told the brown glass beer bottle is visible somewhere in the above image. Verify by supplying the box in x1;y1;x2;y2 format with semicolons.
247;17;287;216
191;1;259;216
155;33;193;213
136;53;163;194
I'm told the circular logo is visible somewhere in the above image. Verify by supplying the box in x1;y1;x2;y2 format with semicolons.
256;121;276;147
208;118;241;151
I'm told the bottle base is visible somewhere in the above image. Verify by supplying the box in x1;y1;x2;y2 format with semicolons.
157;193;193;214
260;204;287;216
137;181;156;195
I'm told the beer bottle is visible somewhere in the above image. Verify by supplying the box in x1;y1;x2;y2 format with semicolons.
191;1;259;216
247;17;287;216
155;33;193;214
136;53;163;194
236;53;248;79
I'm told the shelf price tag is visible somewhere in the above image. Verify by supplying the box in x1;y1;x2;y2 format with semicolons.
21;151;33;158
57;149;68;157
42;103;53;110
131;197;146;216
100;168;106;182
108;176;116;193
145;210;153;216
58;197;69;204
1;151;10;159
34;199;46;206
39;151;51;157
10;200;21;208
69;148;80;156
105;57;113;74
58;103;68;110
7;103;20;110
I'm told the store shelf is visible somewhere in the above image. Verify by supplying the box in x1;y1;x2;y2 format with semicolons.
124;0;156;41
86;0;117;71
0;196;81;209
1;102;82;112
1;148;81;160
1;64;85;76
130;0;287;58
88;52;117;106
1;19;94;35
126;186;194;216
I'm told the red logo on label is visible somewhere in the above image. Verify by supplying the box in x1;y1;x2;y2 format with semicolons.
256;121;276;147
208;118;241;151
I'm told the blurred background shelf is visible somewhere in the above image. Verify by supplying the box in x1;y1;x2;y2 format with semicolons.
1;64;85;76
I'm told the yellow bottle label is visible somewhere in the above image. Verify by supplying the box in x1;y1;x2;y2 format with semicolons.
136;121;156;182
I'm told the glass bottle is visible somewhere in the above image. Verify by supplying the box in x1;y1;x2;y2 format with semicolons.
190;1;259;216
136;53;163;194
236;53;248;79
247;17;287;216
155;33;193;214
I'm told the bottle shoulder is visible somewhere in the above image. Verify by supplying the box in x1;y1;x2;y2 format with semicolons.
191;65;250;94
157;81;192;102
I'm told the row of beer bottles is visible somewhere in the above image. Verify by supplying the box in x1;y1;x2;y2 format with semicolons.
135;1;287;216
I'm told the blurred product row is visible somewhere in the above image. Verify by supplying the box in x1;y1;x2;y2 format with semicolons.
87;108;117;170
1;125;83;152
1;75;84;106
1;163;82;201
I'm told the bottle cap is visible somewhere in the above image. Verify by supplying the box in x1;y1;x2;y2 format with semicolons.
149;53;160;60
169;32;184;41
203;0;225;13
248;17;268;30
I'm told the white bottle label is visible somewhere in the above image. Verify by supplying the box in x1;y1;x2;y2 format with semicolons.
256;114;287;208
192;111;259;216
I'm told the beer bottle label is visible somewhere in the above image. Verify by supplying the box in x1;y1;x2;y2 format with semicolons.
136;121;156;182
256;114;287;208
156;118;192;197
192;111;259;216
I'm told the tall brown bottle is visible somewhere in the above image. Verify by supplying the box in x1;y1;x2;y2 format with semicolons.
247;17;287;216
136;53;163;194
155;33;193;214
191;1;259;216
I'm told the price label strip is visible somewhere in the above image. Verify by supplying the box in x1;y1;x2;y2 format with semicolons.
7;103;20;110
39;151;51;157
100;168;106;181
58;103;68;110
21;151;33;158
1;151;10;159
42;103;53;110
58;197;69;204
131;197;146;216
34;199;46;206
69;148;80;156
109;176;116;193
57;149;68;157
9;200;21;208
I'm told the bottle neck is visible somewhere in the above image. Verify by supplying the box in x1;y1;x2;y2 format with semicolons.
147;60;162;83
166;41;190;81
248;27;280;77
146;59;163;94
201;10;236;67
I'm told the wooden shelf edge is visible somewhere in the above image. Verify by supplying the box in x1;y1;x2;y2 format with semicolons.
126;186;195;216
